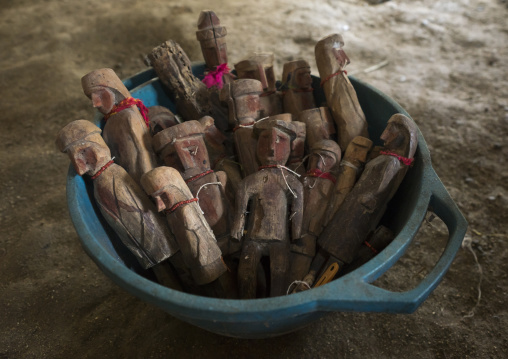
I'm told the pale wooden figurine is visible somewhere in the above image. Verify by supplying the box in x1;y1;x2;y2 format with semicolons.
147;105;178;136
289;139;341;283
81;68;157;184
220;79;264;177
198;116;242;198
315;34;369;151
152;120;239;256
324;136;373;225
196;10;234;87
287;121;307;177
281;60;316;117
296;107;336;149
141;166;236;298
231;118;304;298
234;53;283;118
148;40;229;131
56;120;185;290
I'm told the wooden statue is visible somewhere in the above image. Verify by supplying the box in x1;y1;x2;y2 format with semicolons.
287;120;307;176
196;10;234;88
81;68;157;184
315;114;418;283
198;116;242;197
140;166;235;297
220;79;263;177
148;40;229;131
296;107;336;149
234;53;283;117
289;139;341;282
147;105;178;136
324;136;373;225
280;60;316;117
315;34;369;151
56;120;185;289
152;120;239;256
231;118;304;298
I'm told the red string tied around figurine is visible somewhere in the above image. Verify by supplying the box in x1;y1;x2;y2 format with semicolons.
91;158;115;180
363;240;378;254
185;169;214;183
104;97;150;127
320;70;347;87
305;168;337;184
202;63;230;89
380;150;414;166
165;198;199;215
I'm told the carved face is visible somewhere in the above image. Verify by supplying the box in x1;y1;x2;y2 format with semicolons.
201;38;228;68
257;128;291;166
239;65;276;92
151;189;175;212
66;140;110;176
294;67;312;89
381;122;407;152
331;47;350;69
234;93;260;124
161;135;210;173
308;150;337;172
90;87;115;115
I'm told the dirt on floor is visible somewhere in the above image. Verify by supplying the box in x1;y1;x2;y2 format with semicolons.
1;0;507;357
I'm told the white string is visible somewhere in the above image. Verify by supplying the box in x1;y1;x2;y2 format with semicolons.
462;235;483;318
287;280;311;295
278;165;298;198
340;160;359;171
194;182;223;215
237;117;270;129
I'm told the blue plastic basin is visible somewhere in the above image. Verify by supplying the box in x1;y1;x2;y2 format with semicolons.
65;64;467;338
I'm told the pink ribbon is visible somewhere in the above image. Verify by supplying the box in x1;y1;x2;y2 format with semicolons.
202;63;230;89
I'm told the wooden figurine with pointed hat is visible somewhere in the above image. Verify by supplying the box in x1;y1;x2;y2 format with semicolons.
315;34;369;151
281;60;316;117
231;117;304;298
56;120;185;289
220;78;264;177
234;53;282;118
289;139;341;282
81;68;157;184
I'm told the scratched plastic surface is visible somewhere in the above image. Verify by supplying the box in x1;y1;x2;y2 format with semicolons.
66;64;467;338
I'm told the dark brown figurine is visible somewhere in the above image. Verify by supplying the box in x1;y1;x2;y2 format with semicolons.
81;68;157;184
231;118;304;298
56;120;184;289
296;107;336;149
289;140;341;282
152;120;239;256
220;79;264;177
325;136;373;225
148;40;229;131
147;105;179;136
196;10;234;88
315;34;369;151
234;53;283;117
287;120;307;176
281;60;316;117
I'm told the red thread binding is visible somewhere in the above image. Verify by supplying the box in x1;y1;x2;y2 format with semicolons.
185;169;214;183
165;198;198;215
305;168;337;184
379;150;414;166
104;97;150;127
320;70;347;87
363;240;378;254
91;159;114;180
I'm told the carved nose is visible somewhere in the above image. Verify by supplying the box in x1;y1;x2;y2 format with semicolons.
155;196;166;212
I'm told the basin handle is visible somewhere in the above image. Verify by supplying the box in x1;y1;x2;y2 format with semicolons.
317;171;467;313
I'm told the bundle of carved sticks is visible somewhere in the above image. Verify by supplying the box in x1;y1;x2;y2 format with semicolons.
56;10;418;299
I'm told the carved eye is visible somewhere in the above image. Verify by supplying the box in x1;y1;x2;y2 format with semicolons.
275;136;280;144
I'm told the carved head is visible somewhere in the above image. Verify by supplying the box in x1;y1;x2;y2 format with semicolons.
289;121;307;163
234;53;276;92
81;68;131;115
254;117;296;166
281;60;312;90
148;106;178;136
297;107;336;148
308;139;341;172
315;34;350;73
152;120;210;175
198;116;227;146
220;79;263;125
141;166;193;212
380;114;418;158
196;10;228;68
55;120;111;176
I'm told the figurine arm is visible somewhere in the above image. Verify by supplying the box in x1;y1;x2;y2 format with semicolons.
231;176;254;240
289;177;304;241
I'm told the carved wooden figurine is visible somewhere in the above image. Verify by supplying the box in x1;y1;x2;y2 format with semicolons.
147;105;178;136
296;107;336;149
231;118;303;298
148;40;229;131
140;166;236;298
287;121;307;176
281;60;316;117
234;53;283;117
220;79;264;177
315;114;418;283
315;34;369;151
152;120;239;256
198;116;242;197
81;68;157;184
196;10;234;88
289;139;341;282
324;136;373;225
56;120;184;289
